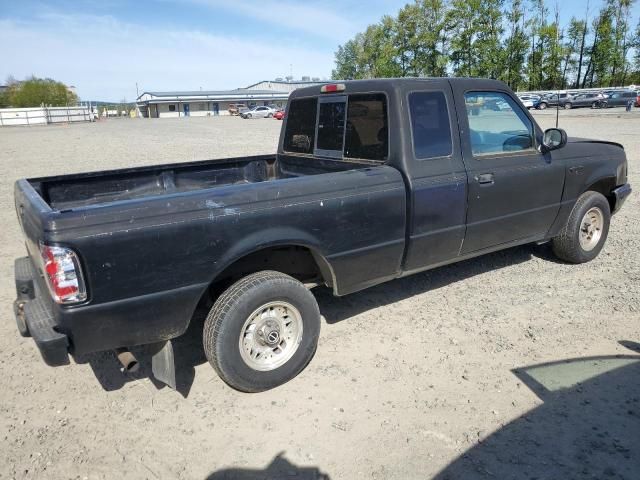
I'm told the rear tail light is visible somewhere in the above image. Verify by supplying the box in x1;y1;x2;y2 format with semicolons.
40;244;87;304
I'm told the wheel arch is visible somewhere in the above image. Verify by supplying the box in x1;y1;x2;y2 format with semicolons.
198;229;337;308
584;176;617;212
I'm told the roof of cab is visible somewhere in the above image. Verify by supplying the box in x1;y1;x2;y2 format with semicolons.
290;77;510;99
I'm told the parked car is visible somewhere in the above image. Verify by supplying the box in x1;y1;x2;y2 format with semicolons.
13;78;631;392
274;110;285;120
537;92;573;109
635;92;640;107
564;93;605;109
599;90;638;108
241;106;276;119
228;103;248;116
517;94;540;109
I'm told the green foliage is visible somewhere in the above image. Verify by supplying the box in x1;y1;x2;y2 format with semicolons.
332;0;640;90
3;76;78;108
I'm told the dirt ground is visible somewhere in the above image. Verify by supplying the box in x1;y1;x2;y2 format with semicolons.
1;111;639;479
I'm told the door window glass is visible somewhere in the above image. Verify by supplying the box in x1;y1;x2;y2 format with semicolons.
464;92;534;156
409;91;452;159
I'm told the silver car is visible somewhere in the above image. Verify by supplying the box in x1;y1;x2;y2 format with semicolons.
241;106;276;119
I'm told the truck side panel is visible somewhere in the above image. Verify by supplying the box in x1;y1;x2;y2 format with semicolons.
22;166;406;354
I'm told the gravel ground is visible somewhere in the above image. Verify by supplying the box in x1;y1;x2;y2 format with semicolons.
1;110;639;480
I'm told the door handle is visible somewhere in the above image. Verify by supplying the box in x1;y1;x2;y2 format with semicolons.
475;173;494;185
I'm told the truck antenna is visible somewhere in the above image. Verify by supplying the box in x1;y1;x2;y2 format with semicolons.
556;90;560;128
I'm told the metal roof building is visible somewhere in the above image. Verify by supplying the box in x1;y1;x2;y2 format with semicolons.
136;88;290;118
136;80;327;118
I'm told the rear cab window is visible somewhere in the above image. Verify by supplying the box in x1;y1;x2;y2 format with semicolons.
283;93;388;162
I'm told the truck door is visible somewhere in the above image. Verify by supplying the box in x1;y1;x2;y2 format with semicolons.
455;90;565;253
401;87;468;273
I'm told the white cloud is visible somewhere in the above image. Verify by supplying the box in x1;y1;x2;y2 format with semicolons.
0;13;334;101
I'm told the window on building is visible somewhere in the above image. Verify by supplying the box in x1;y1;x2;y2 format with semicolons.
168;104;176;112
283;98;317;154
464;92;534;156
344;94;388;161
409;91;452;159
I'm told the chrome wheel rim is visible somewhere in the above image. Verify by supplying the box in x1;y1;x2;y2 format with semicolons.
579;207;604;251
239;301;303;371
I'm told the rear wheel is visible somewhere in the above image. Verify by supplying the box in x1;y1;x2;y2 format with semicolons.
203;271;321;392
552;191;611;263
564;102;572;109
538;102;548;110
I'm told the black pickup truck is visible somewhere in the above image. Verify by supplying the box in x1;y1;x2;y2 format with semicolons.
13;78;631;392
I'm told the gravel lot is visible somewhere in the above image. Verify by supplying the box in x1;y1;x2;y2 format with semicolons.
1;110;639;479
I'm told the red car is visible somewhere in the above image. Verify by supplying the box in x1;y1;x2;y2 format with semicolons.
274;110;285;120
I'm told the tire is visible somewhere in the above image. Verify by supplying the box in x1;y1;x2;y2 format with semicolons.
591;101;599;109
538;102;548;110
552;191;611;264
247;113;252;118
564;102;572;110
203;271;321;392
267;113;273;118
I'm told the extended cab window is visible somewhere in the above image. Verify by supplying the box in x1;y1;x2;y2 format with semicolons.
409;91;452;159
283;98;318;154
465;92;534;156
344;94;388;161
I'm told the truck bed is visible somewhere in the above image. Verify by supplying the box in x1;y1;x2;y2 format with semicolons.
28;155;375;211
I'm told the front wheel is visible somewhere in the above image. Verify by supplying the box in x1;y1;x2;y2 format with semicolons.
203;271;321;392
538;102;548;110
552;191;611;263
564;102;572;110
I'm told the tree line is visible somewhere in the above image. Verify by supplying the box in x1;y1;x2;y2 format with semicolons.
332;0;640;91
0;76;78;108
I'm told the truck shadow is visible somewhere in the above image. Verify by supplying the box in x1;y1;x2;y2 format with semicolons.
317;243;550;324
434;343;640;479
74;243;551;396
205;452;330;479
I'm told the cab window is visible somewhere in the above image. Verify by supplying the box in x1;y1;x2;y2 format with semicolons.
409;91;452;159
464;92;534;156
283;98;317;154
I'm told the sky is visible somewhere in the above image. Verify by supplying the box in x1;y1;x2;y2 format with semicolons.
1;0;638;102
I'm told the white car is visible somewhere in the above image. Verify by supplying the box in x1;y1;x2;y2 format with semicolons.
240;106;276;119
517;94;540;110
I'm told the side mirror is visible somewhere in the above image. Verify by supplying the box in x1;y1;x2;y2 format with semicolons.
542;128;567;152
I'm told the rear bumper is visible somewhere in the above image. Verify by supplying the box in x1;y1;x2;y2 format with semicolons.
14;257;70;366
612;183;632;213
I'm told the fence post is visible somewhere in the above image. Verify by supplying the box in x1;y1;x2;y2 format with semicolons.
26;110;30;126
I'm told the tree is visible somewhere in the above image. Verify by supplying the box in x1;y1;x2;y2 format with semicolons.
331;0;639;89
503;0;530;90
4;76;78;107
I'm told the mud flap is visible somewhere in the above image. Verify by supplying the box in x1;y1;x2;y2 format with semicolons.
151;340;176;390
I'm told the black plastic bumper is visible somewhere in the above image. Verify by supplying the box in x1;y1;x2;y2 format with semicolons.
14;257;70;366
612;183;631;213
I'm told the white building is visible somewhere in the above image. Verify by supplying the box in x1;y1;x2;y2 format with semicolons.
136;80;327;118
